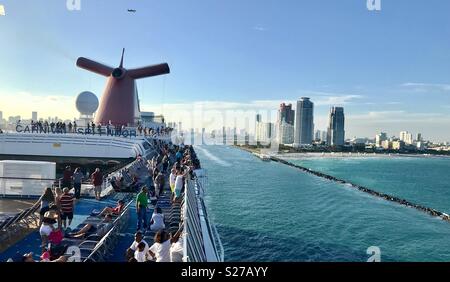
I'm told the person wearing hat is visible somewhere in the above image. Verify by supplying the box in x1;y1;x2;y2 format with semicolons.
40;210;58;252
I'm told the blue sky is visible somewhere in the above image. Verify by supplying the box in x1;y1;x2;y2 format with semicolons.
0;0;449;141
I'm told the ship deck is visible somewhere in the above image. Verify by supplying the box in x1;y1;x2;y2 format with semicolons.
0;158;182;262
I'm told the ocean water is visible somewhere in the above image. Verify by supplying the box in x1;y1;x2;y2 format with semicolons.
195;146;450;262
288;156;450;213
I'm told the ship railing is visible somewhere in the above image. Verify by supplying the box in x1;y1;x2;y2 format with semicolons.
183;172;224;262
183;177;207;262
11;122;173;137
82;199;133;262
193;169;224;261
0;195;41;245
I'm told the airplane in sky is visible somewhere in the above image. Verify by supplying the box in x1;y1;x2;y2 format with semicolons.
127;9;136;13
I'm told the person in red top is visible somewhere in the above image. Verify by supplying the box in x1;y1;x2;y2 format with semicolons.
95;200;125;217
91;168;103;201
59;188;74;228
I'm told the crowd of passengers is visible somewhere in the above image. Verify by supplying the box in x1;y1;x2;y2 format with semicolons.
24;119;173;137
11;142;200;263
128;143;200;262
7;164;117;262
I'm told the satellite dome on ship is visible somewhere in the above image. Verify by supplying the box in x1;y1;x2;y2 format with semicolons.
76;91;99;116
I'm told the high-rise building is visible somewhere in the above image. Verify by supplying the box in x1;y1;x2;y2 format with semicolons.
400;131;413;145
222;126;226;145
256;122;274;144
277;103;295;144
190;128;195;145
32;111;38;122
375;132;387;147
279;121;294;144
201;128;206;145
255;114;262;141
327;107;345;146
278;103;295;125
417;133;422;142
314;130;321;141
294;97;314;146
0;111;3;122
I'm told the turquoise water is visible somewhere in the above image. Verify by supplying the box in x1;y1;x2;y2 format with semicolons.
289;156;450;213
195;146;450;262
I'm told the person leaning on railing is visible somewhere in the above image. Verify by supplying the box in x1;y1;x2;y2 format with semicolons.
148;226;183;262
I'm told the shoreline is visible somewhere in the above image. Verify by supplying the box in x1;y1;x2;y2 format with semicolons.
277;152;450;160
234;145;450;223
269;156;450;222
232;145;450;160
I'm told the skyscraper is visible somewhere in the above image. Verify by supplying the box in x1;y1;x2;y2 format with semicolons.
327;107;345;146
277;103;295;144
278;103;295;125
294;97;314;146
202;128;206;145
400;131;413;145
417;133;422;142
255;114;262;142
256;122;274;144
32;111;38;122
375;132;387;147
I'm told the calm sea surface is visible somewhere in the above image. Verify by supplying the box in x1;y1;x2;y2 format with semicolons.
195;146;450;262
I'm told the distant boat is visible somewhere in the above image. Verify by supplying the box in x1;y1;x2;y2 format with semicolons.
127;9;136;12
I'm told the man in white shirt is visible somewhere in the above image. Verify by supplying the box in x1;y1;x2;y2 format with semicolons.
126;231;149;261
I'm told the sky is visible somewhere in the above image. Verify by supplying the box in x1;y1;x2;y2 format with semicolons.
0;0;449;141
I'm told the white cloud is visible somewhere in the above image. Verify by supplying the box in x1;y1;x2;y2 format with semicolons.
252;26;267;32
298;90;363;106
401;82;450;92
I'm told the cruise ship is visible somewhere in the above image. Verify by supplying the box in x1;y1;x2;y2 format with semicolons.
0;50;223;262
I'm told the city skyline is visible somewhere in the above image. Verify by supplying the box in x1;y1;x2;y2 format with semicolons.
0;1;449;141
0;106;448;144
